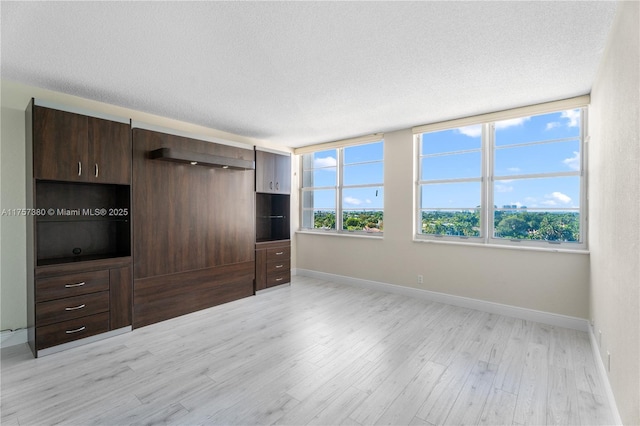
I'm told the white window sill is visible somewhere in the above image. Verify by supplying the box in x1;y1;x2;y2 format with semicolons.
413;237;589;254
296;229;384;239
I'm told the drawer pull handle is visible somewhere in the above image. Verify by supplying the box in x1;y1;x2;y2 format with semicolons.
275;264;284;268
65;326;86;334
95;163;99;178
275;252;284;255
78;161;82;176
65;282;86;288
65;304;85;311
276;278;284;282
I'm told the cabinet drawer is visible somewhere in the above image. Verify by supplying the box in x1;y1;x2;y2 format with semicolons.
266;246;290;261
266;259;290;275
36;312;110;350
266;270;290;288
36;270;109;302
36;291;110;327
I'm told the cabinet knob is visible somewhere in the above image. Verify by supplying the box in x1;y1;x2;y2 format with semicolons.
269;181;273;190
276;182;279;190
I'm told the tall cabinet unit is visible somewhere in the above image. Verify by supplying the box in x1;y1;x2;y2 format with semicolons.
26;99;133;357
255;148;291;292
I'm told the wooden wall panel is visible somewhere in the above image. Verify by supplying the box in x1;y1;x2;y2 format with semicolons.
133;262;254;328
132;129;256;327
132;129;255;279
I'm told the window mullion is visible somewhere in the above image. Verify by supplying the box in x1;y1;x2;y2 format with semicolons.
484;122;494;242
415;134;423;236
337;148;344;232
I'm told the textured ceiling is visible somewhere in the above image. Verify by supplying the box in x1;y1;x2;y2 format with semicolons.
1;1;617;147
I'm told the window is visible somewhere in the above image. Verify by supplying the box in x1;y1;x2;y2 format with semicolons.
416;108;586;249
301;141;384;234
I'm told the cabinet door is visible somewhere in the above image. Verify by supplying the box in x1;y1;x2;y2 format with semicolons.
109;265;132;329
255;248;267;291
256;150;276;193
88;117;131;184
274;154;291;194
33;106;88;181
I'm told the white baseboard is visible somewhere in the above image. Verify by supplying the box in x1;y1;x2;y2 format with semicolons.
588;325;623;425
295;269;590;332
1;328;28;348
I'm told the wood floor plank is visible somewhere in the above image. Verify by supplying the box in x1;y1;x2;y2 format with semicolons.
443;361;498;425
493;319;533;395
546;366;580;426
0;277;616;426
478;316;516;365
479;387;517;425
306;386;369;426
513;342;549;425
374;361;446;426
276;359;374;425
577;390;615;425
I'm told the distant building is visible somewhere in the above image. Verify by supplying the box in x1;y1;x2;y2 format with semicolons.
501;204;527;213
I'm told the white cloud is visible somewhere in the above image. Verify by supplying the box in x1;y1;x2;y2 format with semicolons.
506;167;521;173
541;200;557;206
561;109;580;127
546;122;561;130
496;184;513;193
563;151;580;171
314;156;336;168
456;125;482;138
495;117;529;130
344;196;362;206
542;191;571;206
365;199;372;204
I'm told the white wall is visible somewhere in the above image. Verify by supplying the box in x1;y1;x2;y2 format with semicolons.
297;128;591;318
588;1;640;424
0;79;292;332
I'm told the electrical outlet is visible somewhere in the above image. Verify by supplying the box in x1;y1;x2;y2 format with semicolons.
417;275;424;284
607;351;611;372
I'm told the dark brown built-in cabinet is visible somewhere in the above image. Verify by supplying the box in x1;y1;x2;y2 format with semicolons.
255;148;291;291
25;99;133;357
33;105;131;184
132;129;256;328
256;149;291;194
25;100;291;356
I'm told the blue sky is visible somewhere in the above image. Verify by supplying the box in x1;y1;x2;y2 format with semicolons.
422;109;581;211
303;142;384;210
303;110;581;212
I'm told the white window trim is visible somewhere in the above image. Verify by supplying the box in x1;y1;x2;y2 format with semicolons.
414;107;588;250
300;142;384;236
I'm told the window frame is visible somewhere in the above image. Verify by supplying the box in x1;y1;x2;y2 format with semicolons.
300;140;384;236
414;107;588;250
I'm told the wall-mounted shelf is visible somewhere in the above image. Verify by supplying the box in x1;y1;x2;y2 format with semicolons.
149;148;255;170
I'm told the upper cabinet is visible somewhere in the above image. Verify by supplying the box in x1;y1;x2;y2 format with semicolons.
33;104;131;184
255;149;291;194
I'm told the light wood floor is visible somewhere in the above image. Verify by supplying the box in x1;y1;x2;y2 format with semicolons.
1;276;615;425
